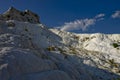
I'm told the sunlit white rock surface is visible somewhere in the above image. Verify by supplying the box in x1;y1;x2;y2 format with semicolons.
0;8;120;80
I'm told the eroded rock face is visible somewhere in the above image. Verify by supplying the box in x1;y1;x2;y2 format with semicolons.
0;47;71;80
0;7;40;23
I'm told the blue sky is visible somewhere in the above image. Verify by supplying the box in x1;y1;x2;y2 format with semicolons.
0;0;120;33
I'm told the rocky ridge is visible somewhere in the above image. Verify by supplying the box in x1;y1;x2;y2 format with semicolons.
0;7;120;80
0;7;40;23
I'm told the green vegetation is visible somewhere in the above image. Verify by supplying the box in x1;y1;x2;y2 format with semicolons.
82;37;89;42
109;59;115;64
57;47;68;58
57;47;65;53
117;78;120;80
74;36;79;40
112;43;119;48
108;59;119;68
91;36;96;39
69;47;77;54
46;46;55;51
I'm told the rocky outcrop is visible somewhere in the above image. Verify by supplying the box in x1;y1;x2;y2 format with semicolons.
0;7;40;23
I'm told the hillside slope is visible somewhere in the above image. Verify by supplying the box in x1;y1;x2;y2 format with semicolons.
0;8;120;80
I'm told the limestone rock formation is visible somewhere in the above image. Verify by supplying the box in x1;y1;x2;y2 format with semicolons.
0;7;120;80
0;7;40;23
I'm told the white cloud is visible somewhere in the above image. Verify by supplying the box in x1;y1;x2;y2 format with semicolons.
112;11;120;18
61;19;95;31
59;14;105;31
95;13;105;18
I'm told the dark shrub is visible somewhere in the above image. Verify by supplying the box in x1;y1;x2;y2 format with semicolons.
113;43;119;48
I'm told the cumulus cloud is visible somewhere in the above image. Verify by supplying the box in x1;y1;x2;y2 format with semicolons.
112;11;120;18
61;19;95;31
60;13;105;31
